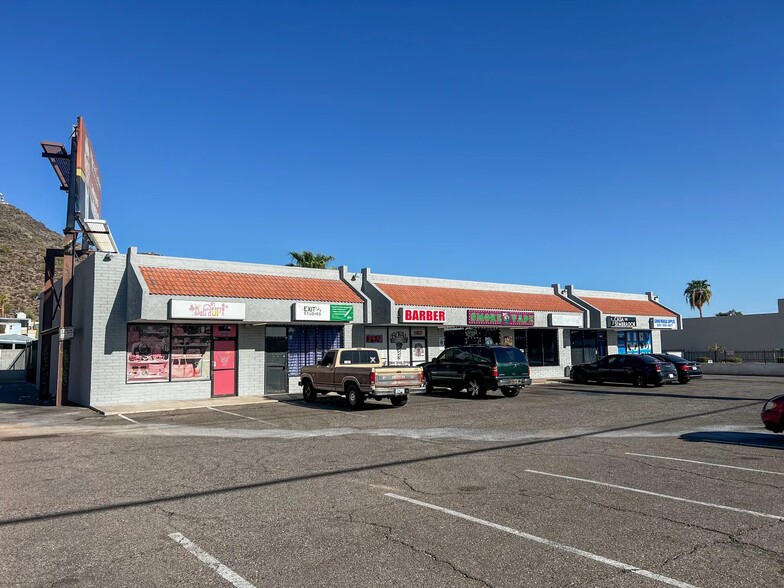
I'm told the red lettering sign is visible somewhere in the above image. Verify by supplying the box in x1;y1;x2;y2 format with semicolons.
400;307;446;323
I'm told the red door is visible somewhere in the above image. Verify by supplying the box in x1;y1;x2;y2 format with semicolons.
212;337;237;397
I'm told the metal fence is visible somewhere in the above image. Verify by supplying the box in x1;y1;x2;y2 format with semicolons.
682;350;784;364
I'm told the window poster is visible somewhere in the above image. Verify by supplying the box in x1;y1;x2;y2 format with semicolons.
171;324;211;380
127;325;170;383
364;328;388;365
388;328;411;366
412;338;427;363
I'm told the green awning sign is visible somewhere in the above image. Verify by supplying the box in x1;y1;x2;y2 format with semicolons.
330;304;354;322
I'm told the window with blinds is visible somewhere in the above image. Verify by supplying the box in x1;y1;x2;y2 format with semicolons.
287;326;344;376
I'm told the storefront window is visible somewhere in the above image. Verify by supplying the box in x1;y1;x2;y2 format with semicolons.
127;325;170;383
514;329;559;366
171;324;211;380
127;324;212;383
570;330;607;364
617;330;652;355
288;326;343;376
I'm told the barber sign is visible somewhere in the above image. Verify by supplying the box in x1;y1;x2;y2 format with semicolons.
399;307;446;323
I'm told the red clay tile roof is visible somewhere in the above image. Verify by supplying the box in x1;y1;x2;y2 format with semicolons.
139;267;363;303
580;297;676;316
376;283;581;312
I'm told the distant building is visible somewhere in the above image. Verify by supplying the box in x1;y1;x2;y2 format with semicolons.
0;313;33;337
661;298;784;353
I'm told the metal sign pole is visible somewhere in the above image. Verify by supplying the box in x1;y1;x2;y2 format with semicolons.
54;126;79;407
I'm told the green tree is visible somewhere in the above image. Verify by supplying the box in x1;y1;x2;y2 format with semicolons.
287;250;335;269
715;309;742;316
0;293;8;316
684;279;712;318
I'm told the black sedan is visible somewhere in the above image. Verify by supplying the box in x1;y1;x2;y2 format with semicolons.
570;354;678;387
650;353;703;384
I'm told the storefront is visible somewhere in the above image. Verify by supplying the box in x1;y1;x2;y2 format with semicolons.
52;248;365;407
47;250;681;407
563;287;680;359
359;270;587;379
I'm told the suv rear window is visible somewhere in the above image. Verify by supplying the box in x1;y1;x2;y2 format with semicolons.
493;347;528;364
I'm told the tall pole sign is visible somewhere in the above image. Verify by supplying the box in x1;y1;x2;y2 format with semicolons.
40;116;102;406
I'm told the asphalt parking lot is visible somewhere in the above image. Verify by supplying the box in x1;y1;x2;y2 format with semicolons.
1;376;782;587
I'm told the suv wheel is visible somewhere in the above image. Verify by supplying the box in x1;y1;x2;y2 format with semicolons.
424;373;433;393
466;377;485;399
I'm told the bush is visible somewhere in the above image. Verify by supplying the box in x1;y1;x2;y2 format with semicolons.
724;356;743;363
696;357;711;363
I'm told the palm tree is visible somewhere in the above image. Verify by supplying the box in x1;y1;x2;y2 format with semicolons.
0;293;8;316
287;250;335;269
684;279;712;318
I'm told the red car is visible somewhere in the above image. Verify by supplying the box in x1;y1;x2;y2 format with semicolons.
761;395;784;433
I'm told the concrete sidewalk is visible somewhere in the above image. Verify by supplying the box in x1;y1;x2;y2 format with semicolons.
92;394;283;416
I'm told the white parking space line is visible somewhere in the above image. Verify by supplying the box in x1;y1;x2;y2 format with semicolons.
385;493;699;588
525;470;784;521
206;406;280;427
169;532;256;588
117;414;139;424
625;453;784;476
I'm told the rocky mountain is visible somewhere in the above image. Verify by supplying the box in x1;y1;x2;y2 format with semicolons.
0;202;62;319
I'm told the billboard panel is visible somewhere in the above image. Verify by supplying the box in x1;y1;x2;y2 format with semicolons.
76;117;102;220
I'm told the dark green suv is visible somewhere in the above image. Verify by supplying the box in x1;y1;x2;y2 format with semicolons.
422;345;532;398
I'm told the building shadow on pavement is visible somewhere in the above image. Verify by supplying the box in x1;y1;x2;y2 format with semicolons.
680;431;784;450
560;384;770;403
0;380;52;407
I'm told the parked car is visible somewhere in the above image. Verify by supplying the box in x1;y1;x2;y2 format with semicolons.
650;353;703;384
299;348;423;409
422;345;531;398
570;354;678;387
761;394;784;433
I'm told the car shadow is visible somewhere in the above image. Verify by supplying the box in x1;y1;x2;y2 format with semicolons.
272;393;400;412
680;431;784;450
421;388;509;401
559;383;770;402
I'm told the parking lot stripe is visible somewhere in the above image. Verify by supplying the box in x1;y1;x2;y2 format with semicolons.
206;406;280;427
169;532;256;588
525;470;784;521
385;493;699;588
624;453;784;476
117;414;139;424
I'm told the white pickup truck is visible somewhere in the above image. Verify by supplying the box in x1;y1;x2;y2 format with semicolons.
299;348;423;409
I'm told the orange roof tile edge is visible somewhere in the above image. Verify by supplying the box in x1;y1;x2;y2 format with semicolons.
139;267;363;303
580;297;676;316
376;283;582;312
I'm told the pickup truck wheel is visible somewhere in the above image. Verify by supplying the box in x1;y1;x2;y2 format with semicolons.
391;395;408;407
345;384;365;409
466;378;485;399
501;386;520;398
302;380;317;403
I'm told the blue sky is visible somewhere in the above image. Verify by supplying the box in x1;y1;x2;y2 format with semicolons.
2;1;782;317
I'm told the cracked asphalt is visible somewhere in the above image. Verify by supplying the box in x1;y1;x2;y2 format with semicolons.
1;376;783;587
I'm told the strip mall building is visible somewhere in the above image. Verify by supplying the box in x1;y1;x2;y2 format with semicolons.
42;248;681;407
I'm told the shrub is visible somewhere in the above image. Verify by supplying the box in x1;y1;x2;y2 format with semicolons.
724;356;743;363
696;357;711;363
